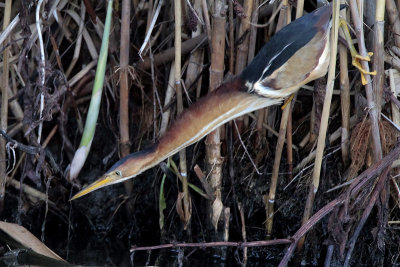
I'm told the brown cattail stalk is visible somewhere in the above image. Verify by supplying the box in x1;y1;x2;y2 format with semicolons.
119;0;134;198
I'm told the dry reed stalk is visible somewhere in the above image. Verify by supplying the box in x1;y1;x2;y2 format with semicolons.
175;0;191;230
389;69;400;136
146;0;154;32
255;109;265;148
287;0;304;180
65;10;98;60
182;0;205;228
206;0;226;231
8;178;56;206
136;33;207;70
234;0;254;131
373;0;386;113
339;0;351;166
139;0;162;58
309;79;328;148
349;0;382;161
385;52;400;71
265;0;295;238
247;0;260;63
286;108;293;180
389;69;400;206
201;0;212;46
263;1;279;140
0;0;12;211
275;0;290;32
386;0;400;47
119;0;134;198
65;1;86;78
391;46;400;57
228;0;235;73
264;0;289;137
295;0;304;18
293;114;357;174
267;0;279;37
298;0;340;251
184;0;205;98
160;63;175;135
265;104;290;238
286;0;304;180
248;0;265;148
53;9;73;42
238;203;248;265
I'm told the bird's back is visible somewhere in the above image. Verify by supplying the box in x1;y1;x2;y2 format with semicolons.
241;4;334;96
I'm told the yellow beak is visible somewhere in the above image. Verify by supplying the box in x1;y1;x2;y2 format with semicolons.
70;175;115;200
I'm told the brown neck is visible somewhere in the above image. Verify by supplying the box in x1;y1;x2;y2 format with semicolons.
149;77;281;165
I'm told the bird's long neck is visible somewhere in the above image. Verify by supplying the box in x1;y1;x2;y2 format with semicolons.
136;77;282;173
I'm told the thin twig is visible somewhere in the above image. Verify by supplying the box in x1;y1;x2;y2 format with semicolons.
36;0;45;144
130;239;291;252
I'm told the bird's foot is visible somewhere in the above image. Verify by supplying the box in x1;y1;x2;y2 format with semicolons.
351;52;377;85
339;19;377;85
354;52;374;62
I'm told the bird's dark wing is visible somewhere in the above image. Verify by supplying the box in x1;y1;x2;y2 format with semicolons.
240;4;335;96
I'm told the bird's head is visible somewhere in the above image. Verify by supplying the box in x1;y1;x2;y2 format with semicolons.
70;146;157;200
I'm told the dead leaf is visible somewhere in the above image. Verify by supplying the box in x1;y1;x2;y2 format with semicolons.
176;192;192;230
0;221;65;262
211;197;223;231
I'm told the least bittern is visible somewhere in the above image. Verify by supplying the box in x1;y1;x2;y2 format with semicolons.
71;4;374;200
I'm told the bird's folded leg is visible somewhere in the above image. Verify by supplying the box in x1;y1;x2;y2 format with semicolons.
281;94;295;110
339;19;376;85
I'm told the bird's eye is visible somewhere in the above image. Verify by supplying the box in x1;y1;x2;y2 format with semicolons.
115;170;122;176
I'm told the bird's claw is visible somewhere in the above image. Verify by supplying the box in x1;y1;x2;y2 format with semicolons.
339;18;376;85
352;52;377;85
353;52;374;62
